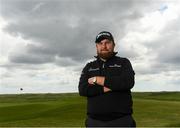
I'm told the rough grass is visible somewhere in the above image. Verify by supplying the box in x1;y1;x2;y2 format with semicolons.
0;92;180;127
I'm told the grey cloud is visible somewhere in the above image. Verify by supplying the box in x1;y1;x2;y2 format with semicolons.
8;47;55;64
0;62;46;71
54;56;79;67
0;0;163;67
0;0;137;19
5;44;54;67
150;18;180;65
118;46;140;59
156;17;180;64
145;37;180;65
158;42;180;64
137;14;180;75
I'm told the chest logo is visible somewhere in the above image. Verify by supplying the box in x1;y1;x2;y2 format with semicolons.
109;64;122;68
88;68;100;72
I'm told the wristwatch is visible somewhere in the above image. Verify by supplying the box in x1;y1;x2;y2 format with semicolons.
93;77;97;84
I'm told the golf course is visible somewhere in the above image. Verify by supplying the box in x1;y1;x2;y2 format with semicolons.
0;92;180;127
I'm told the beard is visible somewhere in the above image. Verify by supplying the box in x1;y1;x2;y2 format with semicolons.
97;50;114;60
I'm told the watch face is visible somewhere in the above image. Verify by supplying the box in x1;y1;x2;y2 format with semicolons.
93;77;96;83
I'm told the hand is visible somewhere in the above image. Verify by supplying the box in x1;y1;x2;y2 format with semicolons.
104;86;112;93
88;77;95;85
96;76;105;86
88;76;105;86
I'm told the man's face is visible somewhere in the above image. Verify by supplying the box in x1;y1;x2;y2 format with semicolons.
96;39;115;60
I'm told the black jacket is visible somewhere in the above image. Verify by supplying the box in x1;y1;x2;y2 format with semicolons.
78;53;135;121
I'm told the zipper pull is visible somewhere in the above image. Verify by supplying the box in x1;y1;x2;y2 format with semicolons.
102;63;105;68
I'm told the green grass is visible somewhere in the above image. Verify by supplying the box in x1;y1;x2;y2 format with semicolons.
0;92;180;127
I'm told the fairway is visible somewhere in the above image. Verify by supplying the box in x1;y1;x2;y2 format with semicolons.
0;92;180;127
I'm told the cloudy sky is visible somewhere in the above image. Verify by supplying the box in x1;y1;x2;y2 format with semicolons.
0;0;180;94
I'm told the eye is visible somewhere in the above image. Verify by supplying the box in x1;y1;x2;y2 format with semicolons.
106;41;111;44
100;42;103;45
98;42;103;45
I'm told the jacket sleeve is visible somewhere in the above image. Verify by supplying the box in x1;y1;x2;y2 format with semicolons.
78;63;104;97
104;58;135;91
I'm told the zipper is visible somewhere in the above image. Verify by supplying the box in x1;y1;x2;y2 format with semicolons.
102;63;105;69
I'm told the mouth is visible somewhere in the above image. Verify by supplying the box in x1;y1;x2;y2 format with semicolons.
101;50;109;52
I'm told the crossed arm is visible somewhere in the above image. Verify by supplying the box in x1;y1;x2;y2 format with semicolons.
78;66;111;97
78;59;135;97
88;76;111;93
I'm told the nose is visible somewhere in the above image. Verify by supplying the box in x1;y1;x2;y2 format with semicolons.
101;42;106;48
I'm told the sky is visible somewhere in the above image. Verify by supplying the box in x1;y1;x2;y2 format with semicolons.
0;0;180;94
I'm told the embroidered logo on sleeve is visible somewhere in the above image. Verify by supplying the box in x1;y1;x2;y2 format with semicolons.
109;64;122;68
88;68;100;72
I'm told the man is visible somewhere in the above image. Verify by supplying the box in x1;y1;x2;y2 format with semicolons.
78;31;136;127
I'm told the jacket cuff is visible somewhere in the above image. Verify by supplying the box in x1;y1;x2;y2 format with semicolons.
104;76;113;89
